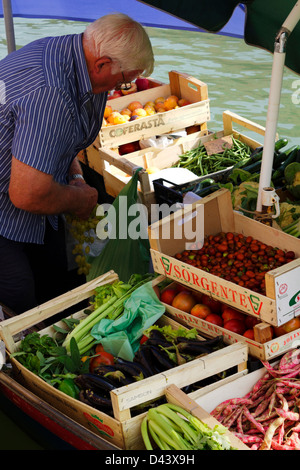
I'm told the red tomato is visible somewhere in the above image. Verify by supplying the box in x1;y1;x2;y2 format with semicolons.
274;317;300;337
222;307;246;323
160;286;178;305
243;329;255;340
201;294;222;314
90;351;114;373
140;335;148;345
95;343;105;353
119;141;140;155
190;304;211;319
224;319;246;335
172;291;197;313
205;313;223;327
245;316;260;329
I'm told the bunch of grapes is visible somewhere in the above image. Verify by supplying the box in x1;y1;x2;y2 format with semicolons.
65;205;102;276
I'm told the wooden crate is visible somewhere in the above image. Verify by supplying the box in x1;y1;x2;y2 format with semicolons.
0;272;248;450
165;384;249;450
78;70;210;175
98;110;265;222
165;303;300;361
149;188;300;327
98;71;209;149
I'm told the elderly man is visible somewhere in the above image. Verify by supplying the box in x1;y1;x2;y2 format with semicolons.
0;13;154;314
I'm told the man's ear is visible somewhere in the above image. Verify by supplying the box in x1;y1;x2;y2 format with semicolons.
94;56;112;75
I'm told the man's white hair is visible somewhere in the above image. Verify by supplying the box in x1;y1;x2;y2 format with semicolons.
84;13;154;76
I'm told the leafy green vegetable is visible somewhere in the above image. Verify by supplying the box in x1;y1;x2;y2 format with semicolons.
143;324;198;342
62;273;155;355
11;333;89;383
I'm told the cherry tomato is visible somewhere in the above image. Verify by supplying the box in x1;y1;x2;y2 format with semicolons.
89;351;114;373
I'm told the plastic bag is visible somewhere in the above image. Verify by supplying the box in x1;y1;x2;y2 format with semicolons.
87;168;150;282
90;281;165;361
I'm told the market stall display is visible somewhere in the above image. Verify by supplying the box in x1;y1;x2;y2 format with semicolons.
0;272;248;450
149;188;300;327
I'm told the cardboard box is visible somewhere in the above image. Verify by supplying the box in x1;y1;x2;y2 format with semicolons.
0;271;248;450
148;188;300;327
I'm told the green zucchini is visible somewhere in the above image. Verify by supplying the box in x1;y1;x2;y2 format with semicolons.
272;147;299;181
274;138;289;152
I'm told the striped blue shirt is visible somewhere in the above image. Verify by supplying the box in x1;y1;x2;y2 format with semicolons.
0;33;107;243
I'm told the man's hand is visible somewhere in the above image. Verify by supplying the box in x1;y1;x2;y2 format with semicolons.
9;156;98;218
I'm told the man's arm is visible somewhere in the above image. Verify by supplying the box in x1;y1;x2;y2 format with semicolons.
9;156;98;219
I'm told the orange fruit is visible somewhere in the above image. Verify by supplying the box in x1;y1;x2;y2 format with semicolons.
128;101;143;112
164;95;179;110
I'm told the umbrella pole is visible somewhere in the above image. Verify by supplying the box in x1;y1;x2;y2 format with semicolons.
2;0;16;54
256;1;300;213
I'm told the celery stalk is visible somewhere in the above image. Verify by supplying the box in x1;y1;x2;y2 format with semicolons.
62;296;118;351
141;417;153;450
155;404;199;444
147;409;192;450
148;421;173;450
148;418;186;450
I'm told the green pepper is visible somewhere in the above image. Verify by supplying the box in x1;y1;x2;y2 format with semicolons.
58;378;80;399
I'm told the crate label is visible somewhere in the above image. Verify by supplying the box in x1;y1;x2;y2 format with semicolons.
155;253;264;316
83;412;114;438
100;100;210;147
204;136;233;155
275;266;300;325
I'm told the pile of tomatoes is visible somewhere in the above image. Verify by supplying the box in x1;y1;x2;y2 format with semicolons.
160;283;259;339
175;232;295;295
160;282;300;340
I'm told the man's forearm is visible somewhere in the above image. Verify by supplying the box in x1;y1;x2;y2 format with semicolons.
9;156;98;219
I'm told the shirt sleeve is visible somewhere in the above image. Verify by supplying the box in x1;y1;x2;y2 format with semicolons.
11;86;74;174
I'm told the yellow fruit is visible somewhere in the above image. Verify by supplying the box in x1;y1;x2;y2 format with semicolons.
145;101;155;108
133;108;148;118
146;167;160;174
104;105;113;118
120;108;132;117
108;111;128;125
144;105;156;115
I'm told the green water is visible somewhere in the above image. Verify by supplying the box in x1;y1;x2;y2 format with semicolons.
0;17;299;450
1;18;299;145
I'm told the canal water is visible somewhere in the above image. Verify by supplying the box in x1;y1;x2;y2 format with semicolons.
0;16;299;449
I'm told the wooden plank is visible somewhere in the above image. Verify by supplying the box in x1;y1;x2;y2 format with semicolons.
0;271;118;343
165;384;249;450
110;342;248;417
222;110;267;138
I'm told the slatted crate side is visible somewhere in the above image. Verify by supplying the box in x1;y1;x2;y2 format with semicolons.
164;302;300;361
0;271;118;350
148;188;300;326
165;384;249;450
110;341;248;422
5;318;248;450
9;356;127;449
